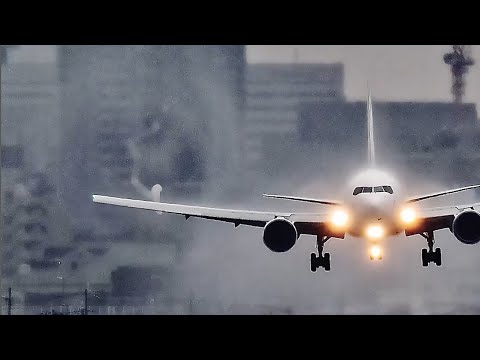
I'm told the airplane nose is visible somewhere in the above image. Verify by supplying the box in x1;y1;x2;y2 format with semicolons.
367;203;384;219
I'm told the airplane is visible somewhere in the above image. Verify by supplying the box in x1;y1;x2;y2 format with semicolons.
92;92;480;272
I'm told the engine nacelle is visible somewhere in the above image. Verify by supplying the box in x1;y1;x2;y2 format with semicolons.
452;210;480;245
263;218;298;253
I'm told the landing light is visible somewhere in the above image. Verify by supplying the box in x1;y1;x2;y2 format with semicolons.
370;245;382;259
366;224;384;239
331;209;349;227
400;208;417;224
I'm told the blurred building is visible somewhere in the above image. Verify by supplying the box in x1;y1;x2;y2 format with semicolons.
57;45;246;240
57;45;140;241
298;101;479;186
0;45;17;66
133;45;246;199
56;46;246;304
1;63;60;175
110;265;167;303
243;63;345;180
1;63;63;295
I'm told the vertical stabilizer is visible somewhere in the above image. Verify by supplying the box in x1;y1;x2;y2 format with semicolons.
367;89;376;166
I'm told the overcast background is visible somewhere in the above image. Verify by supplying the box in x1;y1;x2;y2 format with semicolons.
9;45;480;107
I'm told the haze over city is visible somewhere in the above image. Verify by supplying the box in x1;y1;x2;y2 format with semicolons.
9;45;480;106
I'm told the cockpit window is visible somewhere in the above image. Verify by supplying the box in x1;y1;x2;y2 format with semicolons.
353;187;363;196
353;186;395;195
383;186;394;194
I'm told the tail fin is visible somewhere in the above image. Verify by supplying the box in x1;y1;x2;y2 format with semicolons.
367;89;376;166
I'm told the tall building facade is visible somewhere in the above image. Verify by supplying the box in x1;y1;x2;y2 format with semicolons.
57;45;246;240
1;62;73;296
133;46;246;200
1;63;60;174
57;46;140;240
243;63;345;181
1;63;61;253
56;46;246;302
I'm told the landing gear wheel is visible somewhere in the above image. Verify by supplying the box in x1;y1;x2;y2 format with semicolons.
435;248;442;266
324;253;331;272
422;249;428;267
310;253;317;273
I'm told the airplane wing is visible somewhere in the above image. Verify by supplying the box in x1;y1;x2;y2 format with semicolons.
92;195;341;237
262;194;342;206
405;184;480;203
405;202;480;236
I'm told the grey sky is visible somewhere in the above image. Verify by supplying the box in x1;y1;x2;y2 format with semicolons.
8;45;480;107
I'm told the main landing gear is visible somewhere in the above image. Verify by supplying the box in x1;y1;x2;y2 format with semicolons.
311;236;331;272
420;231;442;267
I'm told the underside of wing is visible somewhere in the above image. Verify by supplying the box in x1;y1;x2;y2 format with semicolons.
92;195;337;236
405;202;480;236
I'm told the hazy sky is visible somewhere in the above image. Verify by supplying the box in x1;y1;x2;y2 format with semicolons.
8;45;480;107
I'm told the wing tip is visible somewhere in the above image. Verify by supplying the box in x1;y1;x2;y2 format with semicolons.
92;194;103;203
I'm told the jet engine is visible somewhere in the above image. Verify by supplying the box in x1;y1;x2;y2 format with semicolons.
263;218;298;253
452;210;480;245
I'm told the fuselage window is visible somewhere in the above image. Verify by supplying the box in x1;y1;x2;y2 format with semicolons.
383;186;394;194
374;186;384;193
363;187;373;193
353;187;363;196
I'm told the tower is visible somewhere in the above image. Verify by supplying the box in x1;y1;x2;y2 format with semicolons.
443;45;475;104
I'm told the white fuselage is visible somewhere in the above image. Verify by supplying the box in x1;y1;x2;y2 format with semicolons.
341;168;405;240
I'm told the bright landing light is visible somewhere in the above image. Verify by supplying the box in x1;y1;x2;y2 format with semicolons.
370;245;382;259
400;208;417;224
366;224;384;239
331;209;349;227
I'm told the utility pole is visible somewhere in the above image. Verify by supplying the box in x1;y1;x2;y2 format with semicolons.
7;287;12;315
188;290;194;315
57;276;65;305
84;289;88;315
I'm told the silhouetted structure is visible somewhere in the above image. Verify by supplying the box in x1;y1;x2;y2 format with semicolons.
444;45;475;104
